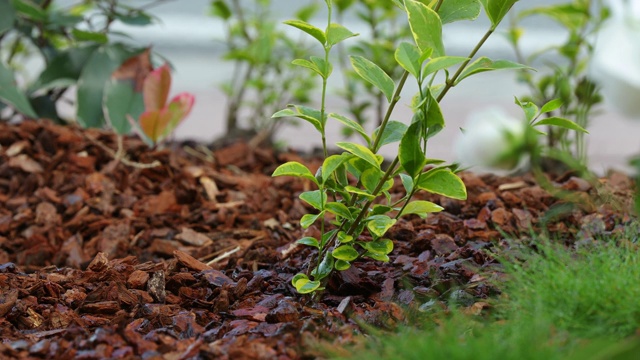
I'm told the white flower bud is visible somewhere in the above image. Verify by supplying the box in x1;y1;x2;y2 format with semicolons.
454;108;528;173
590;0;640;119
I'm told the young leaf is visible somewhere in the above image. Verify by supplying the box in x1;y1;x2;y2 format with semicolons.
456;57;533;84
326;23;358;46
417;168;467;200
535;117;588;133
322;154;348;183
292;273;309;288
294;277;321;294
395;42;422;78
292;58;326;79
349;55;395;103
361;167;384;194
283;19;326;45
313;252;335;280
272;161;319;185
329;113;370;145
479;0;518;29
337;231;354;243
165;93;194;131
363;252;389;262
272;105;324;133
344;185;375;199
438;0;482;24
540;98;563;114
515;97;539;122
300;212;323;229
299;190;326;211
297;237;319;248
400;200;444;218
400;173;414;194
143;64;171;111
0;62;37;118
332;245;359;261
366;215;397;238
209;0;232;19
336;141;380;169
399;121;426;178
405;0;445;57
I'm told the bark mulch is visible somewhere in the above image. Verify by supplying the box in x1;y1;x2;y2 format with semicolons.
0;120;636;359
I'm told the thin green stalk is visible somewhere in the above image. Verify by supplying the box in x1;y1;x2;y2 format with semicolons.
371;70;410;152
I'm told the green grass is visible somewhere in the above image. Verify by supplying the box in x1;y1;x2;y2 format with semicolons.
333;229;640;360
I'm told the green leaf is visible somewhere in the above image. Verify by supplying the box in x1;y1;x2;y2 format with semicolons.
272;105;324;133
535;117;588;133
292;56;332;79
417;168;467;200
102;78;144;134
292;273;321;294
363;252;389;262
322;154;348;183
349;55;395;103
300;212;323;229
456;57;533;85
361;239;394;255
76;44;142;128
479;0;518;29
540;98;563;114
361;167;384;194
313;252;334;280
399;121;426;178
336;141;380;169
297;237;319;248
272;161;319;185
366;215;396;238
325;202;353;220
283;19;326;45
115;11;153;26
292;273;309;288
344;185;375;199
423;56;468;78
330;113;370;145
0;0;16;35
519;4;588;31
299;190;326;211
438;0;482;24
337;231;354;243
32;45;99;91
332;245;359;261
71;29;108;43
373;121;408;151
405;0;445;57
400;200;444;218
209;0;232;19
334;259;351;271
0;62;37;118
326;23;358;46
11;0;46;21
395;42;422;78
515;97;538;122
400;173;414;194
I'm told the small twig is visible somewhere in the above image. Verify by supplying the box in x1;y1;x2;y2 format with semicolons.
205;246;241;266
84;132;161;169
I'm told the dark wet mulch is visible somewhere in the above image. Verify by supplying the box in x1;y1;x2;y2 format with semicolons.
0;120;636;359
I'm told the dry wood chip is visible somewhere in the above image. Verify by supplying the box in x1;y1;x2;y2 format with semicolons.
174;250;212;272
8;154;43;173
147;271;166;303
87;252;109;272
200;176;219;202
176;227;213;247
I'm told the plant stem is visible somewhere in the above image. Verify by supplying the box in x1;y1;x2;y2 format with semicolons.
371;70;410;152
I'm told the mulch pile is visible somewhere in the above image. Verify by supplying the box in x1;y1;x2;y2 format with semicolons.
0;120;636;359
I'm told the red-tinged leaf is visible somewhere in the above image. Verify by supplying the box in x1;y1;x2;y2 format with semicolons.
112;48;152;91
143;64;171;111
165;92;195;129
139;109;171;142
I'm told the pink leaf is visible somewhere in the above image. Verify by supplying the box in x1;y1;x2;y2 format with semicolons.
139;109;172;143
165;92;195;130
143;64;171;111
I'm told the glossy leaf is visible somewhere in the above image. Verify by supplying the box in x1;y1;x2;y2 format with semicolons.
366;215;396;238
297;237;319;248
400;200;444;218
313;252;334;280
284;19;326;45
350;55;395;103
405;0;445;57
143;64;171;111
361;167;384;194
300;212;323;229
334;259;351;271
540;98;563;114
364;252;389;262
292;57;332;79
292;274;321;294
516;98;539;122
535;117;588;133
361;239;394;255
344;185;375;199
400;173;414;194
423;56;468;78
336;141;380;169
322;154;349;183
332;245;359;261
373;121;408;151
479;0;518;29
103;78;144;134
272;105;323;133
32;45;99;91
272;161;319;185
337;231;354;243
0;62;37;118
438;0;482;24
325;202;353;220
417;168;467;200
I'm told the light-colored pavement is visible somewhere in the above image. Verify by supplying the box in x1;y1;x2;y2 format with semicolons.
106;0;640;172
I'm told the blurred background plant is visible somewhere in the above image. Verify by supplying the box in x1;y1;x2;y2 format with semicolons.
208;0;318;144
506;0;606;169
0;0;187;138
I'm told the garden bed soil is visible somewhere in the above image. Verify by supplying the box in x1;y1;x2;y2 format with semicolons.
0;120;636;359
